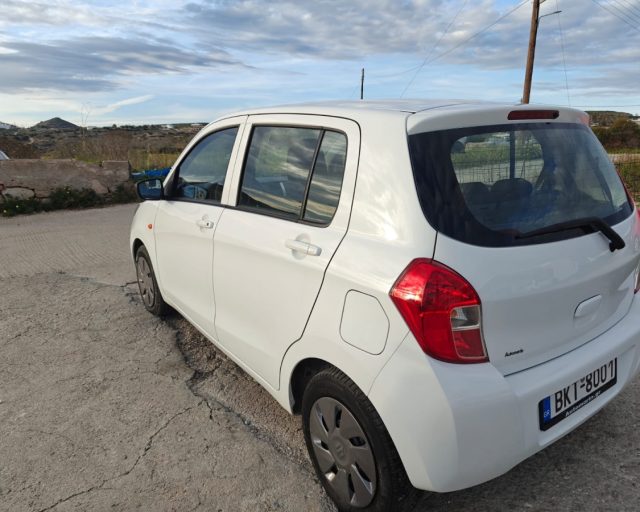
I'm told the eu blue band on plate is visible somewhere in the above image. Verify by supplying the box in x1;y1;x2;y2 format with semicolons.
542;396;552;423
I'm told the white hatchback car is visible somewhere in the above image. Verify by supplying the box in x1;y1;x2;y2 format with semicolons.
131;100;640;512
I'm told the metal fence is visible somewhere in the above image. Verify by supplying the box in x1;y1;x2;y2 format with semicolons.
612;153;640;203
451;148;640;204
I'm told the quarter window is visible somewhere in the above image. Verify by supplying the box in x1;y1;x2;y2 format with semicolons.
172;127;238;202
238;126;347;224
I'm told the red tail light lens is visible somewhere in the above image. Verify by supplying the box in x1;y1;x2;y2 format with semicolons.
390;259;488;363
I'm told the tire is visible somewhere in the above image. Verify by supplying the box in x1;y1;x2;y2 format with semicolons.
301;367;419;512
135;245;169;317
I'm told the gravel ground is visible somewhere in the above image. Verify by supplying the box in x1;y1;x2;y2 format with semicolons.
0;204;639;512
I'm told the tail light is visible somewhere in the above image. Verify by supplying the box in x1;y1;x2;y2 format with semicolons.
390;259;488;363
508;110;559;120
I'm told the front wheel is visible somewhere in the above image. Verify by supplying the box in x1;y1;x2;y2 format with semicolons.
301;367;419;512
135;245;169;316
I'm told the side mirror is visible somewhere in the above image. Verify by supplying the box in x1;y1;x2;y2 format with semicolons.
136;178;164;200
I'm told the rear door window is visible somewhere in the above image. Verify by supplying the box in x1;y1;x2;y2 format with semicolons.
238;126;347;224
409;123;633;247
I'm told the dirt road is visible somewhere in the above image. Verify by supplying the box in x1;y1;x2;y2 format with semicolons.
1;205;639;511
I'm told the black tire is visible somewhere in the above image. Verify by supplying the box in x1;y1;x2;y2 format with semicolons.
302;367;419;512
135;245;169;316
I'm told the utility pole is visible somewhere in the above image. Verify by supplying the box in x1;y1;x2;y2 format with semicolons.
522;0;541;104
360;68;365;100
522;1;561;103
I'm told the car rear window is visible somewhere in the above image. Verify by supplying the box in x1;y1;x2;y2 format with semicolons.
408;123;633;247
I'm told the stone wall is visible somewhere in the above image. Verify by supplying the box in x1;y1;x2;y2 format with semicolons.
0;159;130;200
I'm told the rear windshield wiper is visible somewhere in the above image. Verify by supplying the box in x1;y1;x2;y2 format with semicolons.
515;217;626;252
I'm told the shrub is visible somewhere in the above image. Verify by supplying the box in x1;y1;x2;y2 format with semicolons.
48;187;104;209
593;119;640;150
111;183;139;204
1;196;44;217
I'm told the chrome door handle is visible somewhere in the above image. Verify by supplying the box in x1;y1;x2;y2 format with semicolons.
196;219;214;229
285;239;322;256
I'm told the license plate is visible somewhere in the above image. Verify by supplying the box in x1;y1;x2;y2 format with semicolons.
538;358;617;431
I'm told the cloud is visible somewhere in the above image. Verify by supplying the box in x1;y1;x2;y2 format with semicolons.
180;0;639;82
0;36;246;93
91;95;155;115
0;0;100;26
182;0;468;59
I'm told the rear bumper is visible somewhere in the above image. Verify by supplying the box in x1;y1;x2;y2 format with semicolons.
368;295;640;492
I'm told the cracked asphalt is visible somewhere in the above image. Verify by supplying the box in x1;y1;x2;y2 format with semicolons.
1;204;639;512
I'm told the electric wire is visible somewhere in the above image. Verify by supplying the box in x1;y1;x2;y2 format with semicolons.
347;81;361;100
367;64;422;80
421;0;530;66
591;0;640;33
608;0;640;25
400;0;470;98
380;0;529;95
609;0;640;23
616;0;640;17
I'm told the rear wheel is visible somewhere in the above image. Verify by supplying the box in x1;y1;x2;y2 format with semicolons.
135;245;169;316
301;367;419;512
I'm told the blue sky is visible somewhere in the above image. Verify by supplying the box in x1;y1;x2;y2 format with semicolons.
1;0;639;127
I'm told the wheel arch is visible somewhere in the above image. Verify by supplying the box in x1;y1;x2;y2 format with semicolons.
289;357;333;414
132;237;144;258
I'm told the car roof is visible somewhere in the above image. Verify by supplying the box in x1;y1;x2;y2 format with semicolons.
215;99;487;121
212;99;586;127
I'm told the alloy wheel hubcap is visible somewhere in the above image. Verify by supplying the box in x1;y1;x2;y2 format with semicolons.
136;257;155;307
309;397;376;508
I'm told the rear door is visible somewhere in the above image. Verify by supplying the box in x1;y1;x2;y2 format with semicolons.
154;117;245;336
213;115;360;389
408;118;640;375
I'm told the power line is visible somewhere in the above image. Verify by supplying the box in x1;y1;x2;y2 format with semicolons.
591;0;640;33
608;0;640;23
610;0;640;22
400;0;470;98
617;0;640;17
365;0;529;89
367;64;422;80
423;0;530;66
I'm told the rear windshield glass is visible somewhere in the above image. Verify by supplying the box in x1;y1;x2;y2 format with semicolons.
408;123;633;247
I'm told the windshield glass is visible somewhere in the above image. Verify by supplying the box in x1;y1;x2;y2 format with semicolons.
408;123;632;247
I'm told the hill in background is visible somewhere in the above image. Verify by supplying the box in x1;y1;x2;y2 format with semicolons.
33;117;79;130
0;120;202;168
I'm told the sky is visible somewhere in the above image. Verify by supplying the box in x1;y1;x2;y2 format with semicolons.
1;0;639;127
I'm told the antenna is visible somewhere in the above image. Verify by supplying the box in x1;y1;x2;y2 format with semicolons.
360;68;365;100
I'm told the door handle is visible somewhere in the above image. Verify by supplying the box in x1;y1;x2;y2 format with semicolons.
196;219;214;229
285;239;322;256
